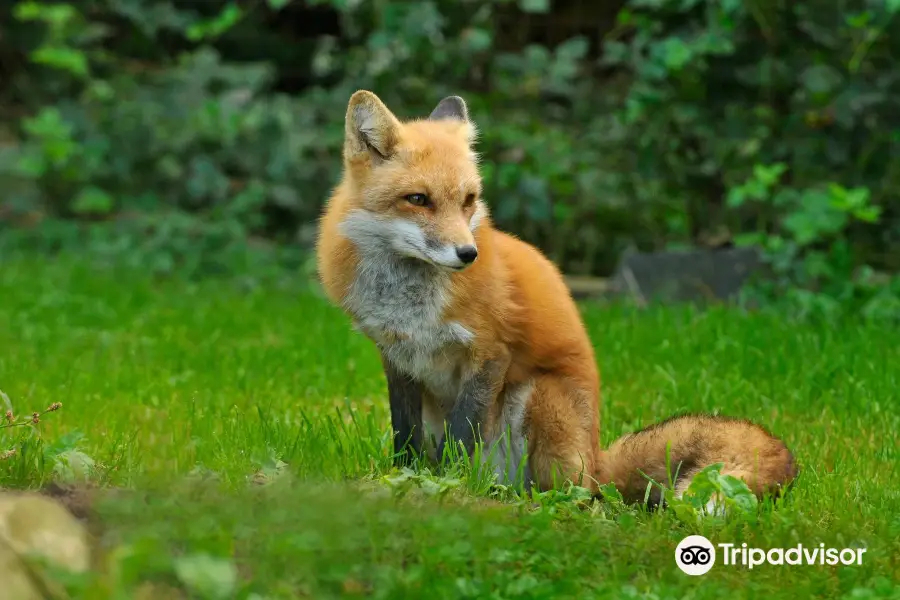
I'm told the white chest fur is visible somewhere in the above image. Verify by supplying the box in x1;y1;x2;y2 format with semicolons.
339;211;475;402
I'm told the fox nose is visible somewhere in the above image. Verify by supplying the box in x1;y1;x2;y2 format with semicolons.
456;245;478;264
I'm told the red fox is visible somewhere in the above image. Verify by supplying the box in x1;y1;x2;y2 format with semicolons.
315;90;798;506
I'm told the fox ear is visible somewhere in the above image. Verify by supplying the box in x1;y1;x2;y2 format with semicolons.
345;90;401;164
428;96;476;144
428;96;469;122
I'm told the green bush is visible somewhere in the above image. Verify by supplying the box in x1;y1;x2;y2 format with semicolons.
1;0;898;313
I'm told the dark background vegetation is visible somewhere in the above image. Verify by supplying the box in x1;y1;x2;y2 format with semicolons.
1;0;899;317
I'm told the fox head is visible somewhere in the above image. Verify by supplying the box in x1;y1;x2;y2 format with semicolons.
338;90;485;271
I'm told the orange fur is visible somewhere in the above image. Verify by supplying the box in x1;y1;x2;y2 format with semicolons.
316;91;798;506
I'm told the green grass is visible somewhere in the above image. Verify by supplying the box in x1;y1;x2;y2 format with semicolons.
1;255;898;599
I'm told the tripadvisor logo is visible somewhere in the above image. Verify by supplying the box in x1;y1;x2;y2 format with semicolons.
675;535;716;576
675;535;867;575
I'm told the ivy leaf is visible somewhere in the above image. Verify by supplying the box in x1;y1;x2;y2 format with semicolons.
52;449;97;483
518;0;550;13
597;482;624;503
32;46;89;77
726;187;746;208
752;162;787;187
71;186;114;215
801;64;842;95
556;36;589;61
174;554;237;600
187;3;242;41
463;28;492;52
853;205;882;223
660;37;692;70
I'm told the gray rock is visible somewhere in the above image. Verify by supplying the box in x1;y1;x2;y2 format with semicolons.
611;247;762;305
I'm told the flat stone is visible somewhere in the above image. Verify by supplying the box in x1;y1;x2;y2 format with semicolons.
0;538;42;600
564;275;613;300
0;493;91;598
611;247;762;304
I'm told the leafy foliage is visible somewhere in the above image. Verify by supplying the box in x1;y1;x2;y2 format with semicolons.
1;0;899;310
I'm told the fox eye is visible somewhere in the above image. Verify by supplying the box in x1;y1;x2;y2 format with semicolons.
404;193;430;207
463;193;476;207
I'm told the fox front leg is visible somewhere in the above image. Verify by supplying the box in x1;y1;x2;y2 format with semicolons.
437;355;509;463
381;355;424;467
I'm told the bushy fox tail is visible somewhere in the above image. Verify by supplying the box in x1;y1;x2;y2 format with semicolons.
595;413;798;507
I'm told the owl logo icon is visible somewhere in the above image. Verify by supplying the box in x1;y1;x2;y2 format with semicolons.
675;535;716;575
